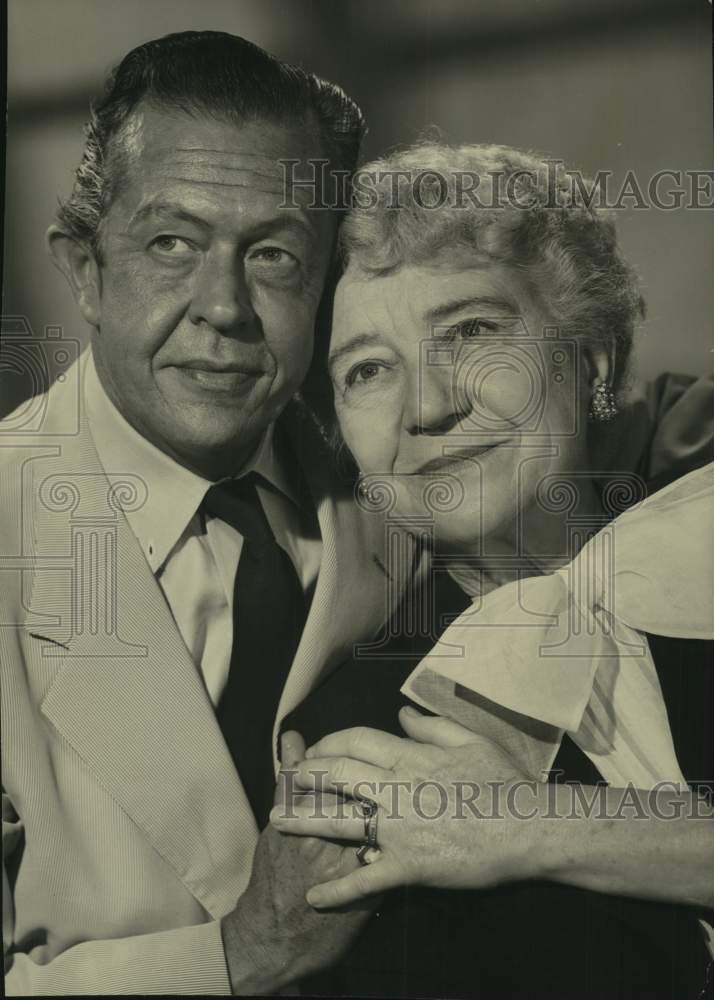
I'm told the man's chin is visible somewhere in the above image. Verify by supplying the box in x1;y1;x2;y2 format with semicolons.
147;406;270;475
149;373;295;476
160;431;259;479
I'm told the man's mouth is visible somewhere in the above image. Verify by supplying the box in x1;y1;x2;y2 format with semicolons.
409;443;504;475
171;362;266;392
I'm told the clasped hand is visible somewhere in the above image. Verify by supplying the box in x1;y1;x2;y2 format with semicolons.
272;706;543;909
221;731;376;993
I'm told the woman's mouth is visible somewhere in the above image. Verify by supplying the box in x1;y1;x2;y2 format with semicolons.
410;442;505;475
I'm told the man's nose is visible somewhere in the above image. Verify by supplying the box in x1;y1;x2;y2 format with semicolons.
188;252;256;334
403;366;471;435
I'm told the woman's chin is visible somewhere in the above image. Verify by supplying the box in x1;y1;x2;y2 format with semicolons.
430;514;494;552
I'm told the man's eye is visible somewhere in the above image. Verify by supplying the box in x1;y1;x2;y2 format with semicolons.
149;235;193;255
249;247;297;267
345;361;385;388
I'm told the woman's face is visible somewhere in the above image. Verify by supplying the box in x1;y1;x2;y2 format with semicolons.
329;252;594;551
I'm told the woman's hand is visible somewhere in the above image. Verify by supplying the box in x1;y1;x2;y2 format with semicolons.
270;706;542;908
272;712;714;914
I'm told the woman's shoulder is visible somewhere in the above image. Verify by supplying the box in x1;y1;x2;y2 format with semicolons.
617;372;714;491
646;631;714;789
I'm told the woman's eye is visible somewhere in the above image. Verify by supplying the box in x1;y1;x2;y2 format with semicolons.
452;318;496;340
345;361;385;388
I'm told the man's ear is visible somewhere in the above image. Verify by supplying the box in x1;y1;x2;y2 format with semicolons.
46;226;102;328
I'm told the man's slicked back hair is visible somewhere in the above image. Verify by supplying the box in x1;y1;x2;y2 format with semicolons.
58;30;366;250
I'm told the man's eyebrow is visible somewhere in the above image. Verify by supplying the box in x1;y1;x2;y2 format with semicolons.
426;295;518;323
127;201;210;232
126;202;317;242
255;215;317;242
328;332;384;371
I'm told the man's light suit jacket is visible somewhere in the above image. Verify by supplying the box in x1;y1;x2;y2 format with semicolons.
1;356;401;994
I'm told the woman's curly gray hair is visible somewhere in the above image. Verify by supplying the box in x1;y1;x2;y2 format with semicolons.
338;143;645;392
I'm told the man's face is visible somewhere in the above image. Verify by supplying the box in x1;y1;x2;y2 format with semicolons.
90;104;335;476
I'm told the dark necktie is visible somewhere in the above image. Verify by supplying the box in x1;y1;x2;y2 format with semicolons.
202;474;307;827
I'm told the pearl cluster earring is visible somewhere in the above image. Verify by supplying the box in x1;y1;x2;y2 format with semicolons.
589;380;618;422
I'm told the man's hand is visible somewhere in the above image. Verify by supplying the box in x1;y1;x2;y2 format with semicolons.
220;731;376;994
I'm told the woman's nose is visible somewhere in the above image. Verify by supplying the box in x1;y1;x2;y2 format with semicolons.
188;253;256;334
403;367;471;435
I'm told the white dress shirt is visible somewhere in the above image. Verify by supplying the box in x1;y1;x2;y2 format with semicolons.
84;349;322;705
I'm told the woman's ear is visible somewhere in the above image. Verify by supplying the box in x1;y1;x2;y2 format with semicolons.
46;226;102;328
583;340;614;390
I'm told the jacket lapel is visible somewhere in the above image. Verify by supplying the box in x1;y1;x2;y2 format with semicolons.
272;403;398;757
24;367;257;918
22;369;409;912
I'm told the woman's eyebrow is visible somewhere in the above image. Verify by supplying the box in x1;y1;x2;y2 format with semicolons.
426;295;517;323
328;332;384;372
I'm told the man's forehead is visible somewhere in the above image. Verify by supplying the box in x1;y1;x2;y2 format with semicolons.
127;104;328;191
144;150;294;196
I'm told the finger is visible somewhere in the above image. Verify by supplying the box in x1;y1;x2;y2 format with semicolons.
305;859;402;909
305;726;410;770
294;756;393;806
280;730;307;767
270;799;366;841
399;705;480;748
274;731;308;810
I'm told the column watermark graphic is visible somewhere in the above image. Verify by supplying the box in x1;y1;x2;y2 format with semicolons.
0;317;148;656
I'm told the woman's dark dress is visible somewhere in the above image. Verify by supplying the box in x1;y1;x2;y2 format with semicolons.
282;490;713;1000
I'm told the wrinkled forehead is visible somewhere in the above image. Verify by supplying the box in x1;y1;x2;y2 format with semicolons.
332;256;533;341
115;102;331;202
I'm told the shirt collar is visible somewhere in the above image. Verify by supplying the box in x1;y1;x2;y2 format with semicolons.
84;347;297;574
239;415;298;509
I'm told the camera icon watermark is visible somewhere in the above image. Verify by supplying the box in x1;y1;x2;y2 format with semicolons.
0;316;80;434
419;321;581;440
